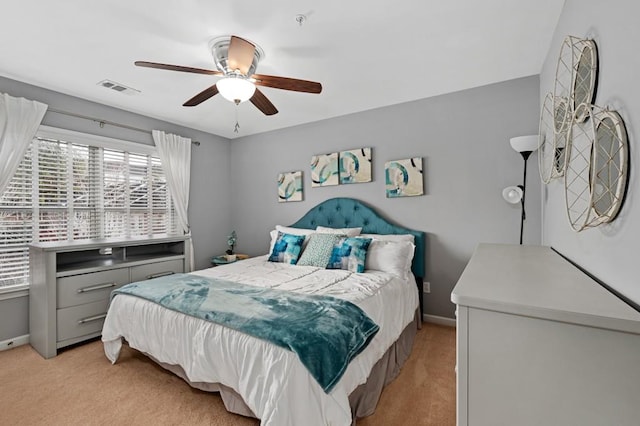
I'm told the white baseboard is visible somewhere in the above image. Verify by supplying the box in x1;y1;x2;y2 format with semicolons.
423;314;456;327
0;334;29;352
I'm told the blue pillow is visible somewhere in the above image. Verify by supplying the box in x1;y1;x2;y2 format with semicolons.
327;237;372;273
268;232;305;264
297;233;345;267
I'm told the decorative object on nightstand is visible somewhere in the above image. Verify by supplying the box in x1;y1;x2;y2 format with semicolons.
211;253;249;266
503;135;538;244
226;230;237;255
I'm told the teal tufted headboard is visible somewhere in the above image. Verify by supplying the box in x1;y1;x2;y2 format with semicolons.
289;198;425;279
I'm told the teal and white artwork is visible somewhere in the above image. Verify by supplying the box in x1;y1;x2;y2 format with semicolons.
385;157;423;198
277;171;303;202
311;153;339;187
339;148;372;184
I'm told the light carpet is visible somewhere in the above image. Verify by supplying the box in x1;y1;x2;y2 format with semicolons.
0;323;455;425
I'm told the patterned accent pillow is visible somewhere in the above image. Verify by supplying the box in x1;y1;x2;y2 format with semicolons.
327;237;373;273
268;232;306;264
297;233;345;267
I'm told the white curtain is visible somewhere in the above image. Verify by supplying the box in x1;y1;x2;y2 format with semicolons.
0;93;48;195
152;130;194;271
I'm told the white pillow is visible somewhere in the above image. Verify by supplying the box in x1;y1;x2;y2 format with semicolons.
276;225;315;236
365;240;415;279
360;233;415;244
268;225;315;254
315;225;362;237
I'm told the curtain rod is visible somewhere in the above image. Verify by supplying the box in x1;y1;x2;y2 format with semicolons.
46;108;200;146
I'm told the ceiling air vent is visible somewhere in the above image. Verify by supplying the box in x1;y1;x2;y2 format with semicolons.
97;79;140;95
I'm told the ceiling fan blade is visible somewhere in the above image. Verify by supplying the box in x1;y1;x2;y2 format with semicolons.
135;61;222;76
227;36;256;75
250;88;278;115
183;84;219;107
252;74;322;94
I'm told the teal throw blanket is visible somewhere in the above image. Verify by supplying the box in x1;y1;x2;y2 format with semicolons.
112;274;379;393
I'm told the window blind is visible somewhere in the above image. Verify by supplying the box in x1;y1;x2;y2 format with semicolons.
0;133;176;288
0;146;33;288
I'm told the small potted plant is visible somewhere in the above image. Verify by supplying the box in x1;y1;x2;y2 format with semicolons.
226;231;237;261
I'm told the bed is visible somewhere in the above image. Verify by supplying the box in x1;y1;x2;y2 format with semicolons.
102;197;425;425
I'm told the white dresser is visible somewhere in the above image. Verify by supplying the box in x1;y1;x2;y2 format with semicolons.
451;243;640;426
29;235;190;358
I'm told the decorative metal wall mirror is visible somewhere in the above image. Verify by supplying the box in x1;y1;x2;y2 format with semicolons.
572;39;598;122
542;36;599;185
542;33;629;232
591;109;628;219
539;93;568;183
553;36;598;127
564;104;628;231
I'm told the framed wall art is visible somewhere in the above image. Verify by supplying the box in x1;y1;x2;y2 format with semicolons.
339;147;372;184
277;171;303;202
385;157;423;198
310;152;339;187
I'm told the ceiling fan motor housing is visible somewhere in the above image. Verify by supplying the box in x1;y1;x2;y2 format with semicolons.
209;36;264;77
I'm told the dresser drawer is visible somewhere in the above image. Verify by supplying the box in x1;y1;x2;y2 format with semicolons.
57;268;130;309
57;300;110;342
130;259;183;282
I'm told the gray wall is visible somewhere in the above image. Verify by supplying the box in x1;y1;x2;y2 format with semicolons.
230;76;542;319
0;72;542;341
0;76;232;341
540;0;640;306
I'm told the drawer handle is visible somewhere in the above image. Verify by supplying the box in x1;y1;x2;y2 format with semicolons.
77;313;107;324
77;282;117;293
146;271;175;280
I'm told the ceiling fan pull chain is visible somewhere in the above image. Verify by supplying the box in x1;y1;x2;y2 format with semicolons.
234;102;240;133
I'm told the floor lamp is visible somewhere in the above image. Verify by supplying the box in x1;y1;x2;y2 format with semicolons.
503;135;539;244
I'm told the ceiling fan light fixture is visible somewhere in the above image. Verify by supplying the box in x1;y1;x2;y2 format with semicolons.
217;77;256;103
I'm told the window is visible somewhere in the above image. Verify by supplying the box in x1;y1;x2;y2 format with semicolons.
0;127;176;289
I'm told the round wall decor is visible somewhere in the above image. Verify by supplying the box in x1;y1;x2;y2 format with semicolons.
564;104;628;231
539;93;568;183
553;36;598;131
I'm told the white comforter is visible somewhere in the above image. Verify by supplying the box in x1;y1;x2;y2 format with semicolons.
102;256;418;426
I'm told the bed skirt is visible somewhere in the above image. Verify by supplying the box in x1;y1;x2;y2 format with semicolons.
143;310;420;424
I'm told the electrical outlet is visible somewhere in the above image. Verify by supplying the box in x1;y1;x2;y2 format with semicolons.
0;335;29;352
423;281;430;293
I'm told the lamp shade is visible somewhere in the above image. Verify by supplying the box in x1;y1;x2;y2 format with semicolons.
217;77;256;103
510;135;539;153
502;186;523;204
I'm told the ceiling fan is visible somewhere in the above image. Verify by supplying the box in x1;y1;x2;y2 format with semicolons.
135;35;322;116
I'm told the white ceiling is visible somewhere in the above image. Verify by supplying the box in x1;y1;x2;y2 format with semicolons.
1;1;564;139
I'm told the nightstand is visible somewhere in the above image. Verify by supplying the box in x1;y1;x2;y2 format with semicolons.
211;253;249;266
